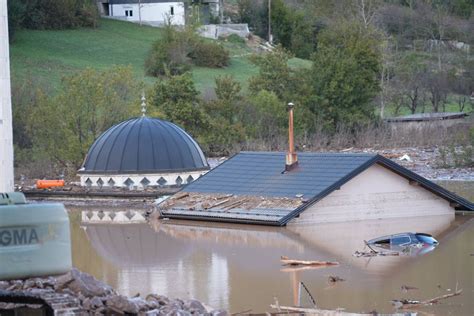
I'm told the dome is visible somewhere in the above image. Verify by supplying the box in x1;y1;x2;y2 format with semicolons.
80;117;209;174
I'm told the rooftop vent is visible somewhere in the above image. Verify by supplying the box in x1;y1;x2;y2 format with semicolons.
285;102;298;171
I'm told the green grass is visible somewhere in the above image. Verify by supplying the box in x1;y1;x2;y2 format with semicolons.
10;18;310;94
10;19;163;87
382;97;473;118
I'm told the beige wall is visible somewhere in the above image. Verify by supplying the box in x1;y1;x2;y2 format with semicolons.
291;164;453;224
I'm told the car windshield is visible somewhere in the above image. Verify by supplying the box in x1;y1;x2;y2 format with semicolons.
416;234;438;244
391;235;411;245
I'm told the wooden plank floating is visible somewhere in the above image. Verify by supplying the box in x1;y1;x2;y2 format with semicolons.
270;304;375;316
280;256;339;267
393;288;463;309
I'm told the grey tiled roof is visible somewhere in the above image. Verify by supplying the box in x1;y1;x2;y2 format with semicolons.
183;152;377;199
160;152;473;225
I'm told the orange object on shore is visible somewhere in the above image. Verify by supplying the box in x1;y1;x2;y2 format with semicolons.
36;180;65;189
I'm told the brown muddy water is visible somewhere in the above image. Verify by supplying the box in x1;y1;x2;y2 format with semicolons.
69;181;474;315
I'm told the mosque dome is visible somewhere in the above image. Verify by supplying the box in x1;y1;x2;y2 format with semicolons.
78;117;209;188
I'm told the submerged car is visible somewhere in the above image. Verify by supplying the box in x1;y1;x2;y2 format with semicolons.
367;232;439;256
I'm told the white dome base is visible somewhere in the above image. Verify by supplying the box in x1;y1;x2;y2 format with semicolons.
80;170;207;189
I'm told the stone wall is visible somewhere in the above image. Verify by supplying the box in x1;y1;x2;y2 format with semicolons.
199;24;250;40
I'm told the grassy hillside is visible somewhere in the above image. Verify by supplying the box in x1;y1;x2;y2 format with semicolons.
10;18;309;93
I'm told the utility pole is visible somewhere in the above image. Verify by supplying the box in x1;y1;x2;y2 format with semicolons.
219;0;224;23
0;0;14;192
138;0;142;26
268;0;272;43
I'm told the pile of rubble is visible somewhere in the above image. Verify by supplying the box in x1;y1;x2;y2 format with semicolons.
0;268;228;315
158;192;303;213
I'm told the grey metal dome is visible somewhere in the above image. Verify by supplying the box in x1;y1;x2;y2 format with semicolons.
80;117;209;174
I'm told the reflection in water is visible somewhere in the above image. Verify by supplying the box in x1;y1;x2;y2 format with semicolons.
70;199;473;314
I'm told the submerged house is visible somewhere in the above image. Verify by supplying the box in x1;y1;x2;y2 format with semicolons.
158;106;473;226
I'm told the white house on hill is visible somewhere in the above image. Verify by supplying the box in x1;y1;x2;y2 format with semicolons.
99;0;186;25
97;0;221;26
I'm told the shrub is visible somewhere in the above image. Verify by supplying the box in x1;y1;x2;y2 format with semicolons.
189;41;230;68
145;26;230;77
13;0;99;30
144;38;192;76
145;25;194;76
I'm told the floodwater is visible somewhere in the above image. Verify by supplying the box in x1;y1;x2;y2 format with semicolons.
68;181;474;315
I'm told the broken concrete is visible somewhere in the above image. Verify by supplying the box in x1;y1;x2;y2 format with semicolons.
0;268;229;315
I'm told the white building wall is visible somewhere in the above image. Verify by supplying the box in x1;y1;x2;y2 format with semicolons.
0;1;14;192
80;169;207;189
110;2;185;25
291;164;453;225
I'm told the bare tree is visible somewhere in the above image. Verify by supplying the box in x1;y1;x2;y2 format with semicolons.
424;70;449;112
378;34;395;118
356;0;380;28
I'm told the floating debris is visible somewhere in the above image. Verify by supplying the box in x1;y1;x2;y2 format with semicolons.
401;285;419;293
392;285;462;309
353;250;399;258
328;276;346;284
280;256;339;267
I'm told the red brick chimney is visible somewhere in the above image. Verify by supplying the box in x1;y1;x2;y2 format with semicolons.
285;102;298;171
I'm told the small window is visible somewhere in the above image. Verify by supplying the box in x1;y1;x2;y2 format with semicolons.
125;10;129;17
129;10;133;17
374;239;390;245
170;6;174;16
125;10;133;17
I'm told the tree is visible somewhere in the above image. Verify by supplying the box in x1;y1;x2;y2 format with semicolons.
248;47;294;99
212;75;242;123
202;76;246;155
7;0;25;42
236;0;268;39
270;0;294;48
393;52;429;114
13;0;99;30
307;22;381;131
29;66;139;171
425;70;450;112
246;90;287;143
152;73;210;138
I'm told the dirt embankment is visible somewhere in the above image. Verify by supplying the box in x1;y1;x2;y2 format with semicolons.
346;147;473;181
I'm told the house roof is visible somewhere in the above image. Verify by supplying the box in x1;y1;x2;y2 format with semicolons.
159;152;473;226
385;112;468;122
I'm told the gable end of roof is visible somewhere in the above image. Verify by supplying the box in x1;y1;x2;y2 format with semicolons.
279;154;473;226
374;155;473;212
278;154;380;225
